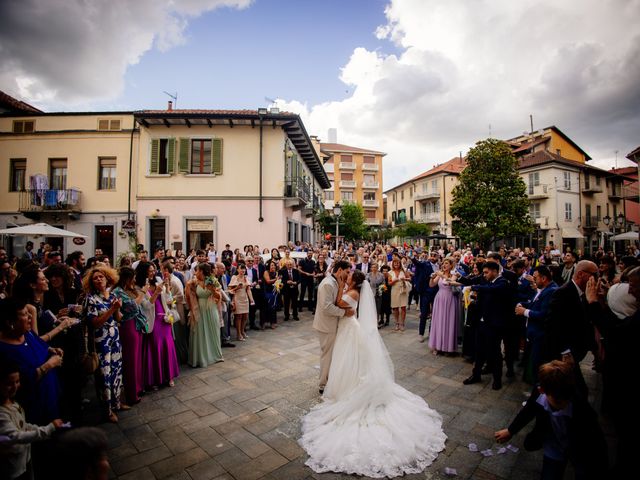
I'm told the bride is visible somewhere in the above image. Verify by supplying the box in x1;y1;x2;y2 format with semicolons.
300;270;447;478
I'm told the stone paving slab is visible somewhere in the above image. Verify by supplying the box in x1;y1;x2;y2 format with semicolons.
104;307;599;479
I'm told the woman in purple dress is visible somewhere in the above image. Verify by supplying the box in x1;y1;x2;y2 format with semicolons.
428;258;461;355
135;262;179;389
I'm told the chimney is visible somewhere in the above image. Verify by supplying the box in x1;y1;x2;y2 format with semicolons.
328;128;337;143
168;100;173;111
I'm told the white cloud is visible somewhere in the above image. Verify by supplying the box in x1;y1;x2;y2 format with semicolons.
281;0;640;189
0;0;251;105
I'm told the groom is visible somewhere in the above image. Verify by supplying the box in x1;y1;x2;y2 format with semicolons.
313;260;354;394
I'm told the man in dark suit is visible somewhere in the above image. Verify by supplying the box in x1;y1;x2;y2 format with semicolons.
515;265;557;383
298;250;316;311
245;256;261;330
463;261;511;389
280;259;300;321
411;252;437;342
355;252;372;275
544;260;598;398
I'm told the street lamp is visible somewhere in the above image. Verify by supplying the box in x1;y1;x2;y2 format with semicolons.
603;214;626;255
333;203;342;251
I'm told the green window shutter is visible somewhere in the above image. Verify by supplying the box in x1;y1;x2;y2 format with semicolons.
167;138;176;173
150;139;159;174
212;138;223;174
179;137;189;173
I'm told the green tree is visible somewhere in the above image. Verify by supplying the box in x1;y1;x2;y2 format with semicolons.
393;221;430;242
450;138;532;249
316;203;368;241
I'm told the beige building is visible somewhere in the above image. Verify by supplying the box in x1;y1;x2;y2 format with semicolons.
319;142;385;226
384;157;466;237
134;107;330;252
0;91;330;260
0;91;136;260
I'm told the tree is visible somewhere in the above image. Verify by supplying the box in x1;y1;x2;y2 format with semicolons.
393;221;431;241
316;203;368;241
450;138;532;249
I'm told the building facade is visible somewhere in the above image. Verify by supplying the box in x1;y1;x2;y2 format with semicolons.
319;143;385;226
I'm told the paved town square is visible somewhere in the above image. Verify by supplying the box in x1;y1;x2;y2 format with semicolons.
102;307;599;480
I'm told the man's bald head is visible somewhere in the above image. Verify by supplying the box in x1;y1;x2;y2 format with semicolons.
573;260;598;290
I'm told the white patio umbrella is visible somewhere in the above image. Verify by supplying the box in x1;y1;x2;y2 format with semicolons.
0;222;87;238
610;231;639;241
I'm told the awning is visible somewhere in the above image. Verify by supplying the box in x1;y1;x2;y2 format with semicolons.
561;227;584;239
610;231;639;241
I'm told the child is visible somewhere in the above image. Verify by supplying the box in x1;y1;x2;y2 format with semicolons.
494;360;608;479
0;362;63;480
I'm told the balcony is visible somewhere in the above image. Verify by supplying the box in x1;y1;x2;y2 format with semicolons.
534;216;549;228
19;189;82;216
528;184;549;199
414;191;440;201
416;212;440;224
362;200;379;208
366;218;381;225
339;180;356;189
362;163;379;171
608;187;622;200
582;183;602;194
362;181;379;190
339;162;356;170
583;216;601;229
284;177;311;210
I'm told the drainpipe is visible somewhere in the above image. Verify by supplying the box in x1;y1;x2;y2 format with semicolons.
259;116;264;222
127;118;137;220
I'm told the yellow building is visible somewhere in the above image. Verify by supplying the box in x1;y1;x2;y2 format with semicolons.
0;91;136;260
319;142;385;226
384;157;466;237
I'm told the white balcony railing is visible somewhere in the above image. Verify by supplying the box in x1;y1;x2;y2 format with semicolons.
527;184;549;198
362;200;380;208
366;218;381;225
362;163;379;171
534;216;549;228
414;191;440;201
339;180;356;188
362;182;379;189
416;213;440;223
339;162;356;170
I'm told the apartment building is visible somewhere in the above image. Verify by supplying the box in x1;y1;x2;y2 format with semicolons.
384;157;466;237
319;142;385;226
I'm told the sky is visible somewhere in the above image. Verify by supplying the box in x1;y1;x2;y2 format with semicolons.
1;0;639;189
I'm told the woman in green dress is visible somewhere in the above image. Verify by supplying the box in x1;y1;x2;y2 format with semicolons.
185;262;224;367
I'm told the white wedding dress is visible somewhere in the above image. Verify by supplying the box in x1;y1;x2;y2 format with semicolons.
300;281;447;478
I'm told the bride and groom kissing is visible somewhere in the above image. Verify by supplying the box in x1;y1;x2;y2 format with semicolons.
300;260;447;478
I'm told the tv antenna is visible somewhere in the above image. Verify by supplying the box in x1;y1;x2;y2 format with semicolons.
163;91;178;108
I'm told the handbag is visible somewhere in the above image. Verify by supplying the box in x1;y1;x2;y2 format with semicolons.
80;323;99;375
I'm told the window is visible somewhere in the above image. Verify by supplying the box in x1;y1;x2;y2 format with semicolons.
178;137;222;175
596;205;601;220
98;119;121;131
325;191;334;201
49;158;67;190
528;172;540;194
150;138;175;175
563;171;571;190
364;192;376;201
409;187;413;198
364;174;376;185
529;203;541;219
191;139;212;174
392;211;396;222
98;157;116;190
341;154;353;164
564;202;572;221
595;176;601;186
422;183;428;193
363;155;375;164
365;210;376;219
12;120;34;133
584;174;591;189
341;191;353;201
585;204;591;221
9;159;26;192
340;172;353;180
410;206;414;219
401;190;404;200
431;180;438;193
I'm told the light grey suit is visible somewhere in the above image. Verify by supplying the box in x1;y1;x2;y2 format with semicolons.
313;274;347;388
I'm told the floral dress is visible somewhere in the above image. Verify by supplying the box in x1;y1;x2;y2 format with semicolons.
85;291;123;412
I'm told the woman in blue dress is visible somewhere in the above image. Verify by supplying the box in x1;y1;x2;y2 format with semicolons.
0;297;62;425
83;265;123;423
185;262;223;367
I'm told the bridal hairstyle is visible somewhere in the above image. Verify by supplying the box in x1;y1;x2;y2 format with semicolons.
351;270;365;316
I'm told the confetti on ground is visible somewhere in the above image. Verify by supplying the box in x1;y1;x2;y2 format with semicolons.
314;365;320;369
481;449;494;457
216;443;224;448
497;447;507;455
507;444;519;453
444;467;458;476
240;358;247;362
468;443;478;452
278;352;285;356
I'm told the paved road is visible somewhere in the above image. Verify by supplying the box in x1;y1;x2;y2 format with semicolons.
104;307;599;480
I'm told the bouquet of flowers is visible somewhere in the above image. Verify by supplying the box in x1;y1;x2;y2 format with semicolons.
377;284;388;296
205;275;221;289
274;278;283;293
164;299;180;325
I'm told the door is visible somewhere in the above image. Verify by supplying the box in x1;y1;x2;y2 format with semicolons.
149;219;166;252
95;225;114;264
